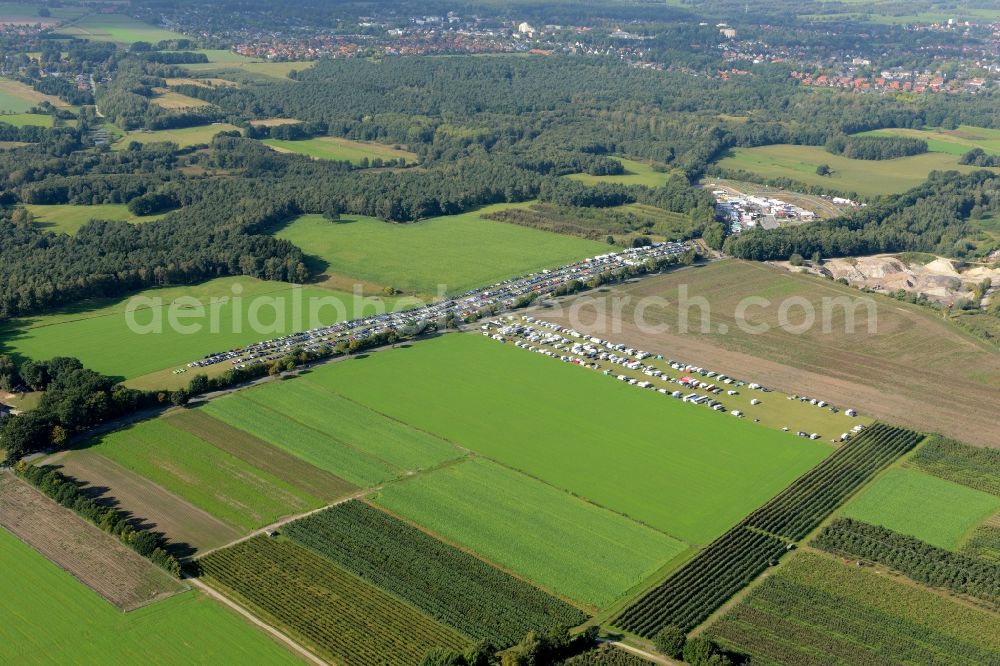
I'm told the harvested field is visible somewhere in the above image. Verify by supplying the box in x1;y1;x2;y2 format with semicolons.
538;260;1000;447
0;473;184;610
166;408;358;502
47;451;241;556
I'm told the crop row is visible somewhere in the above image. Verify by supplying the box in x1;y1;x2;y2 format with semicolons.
198;536;468;665
813;518;1000;606
615;424;921;637
615;527;787;635
283;501;587;646
741;423;923;539
709;567;999;666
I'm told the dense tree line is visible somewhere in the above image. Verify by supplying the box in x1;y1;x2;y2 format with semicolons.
14;462;182;575
813;518;1000;606
725;170;999;260
0;355;189;463
825;134;928;160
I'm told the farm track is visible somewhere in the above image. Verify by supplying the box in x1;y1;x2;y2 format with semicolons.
187;576;327;666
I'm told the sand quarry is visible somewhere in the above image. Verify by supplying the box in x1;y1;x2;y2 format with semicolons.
776;254;1000;308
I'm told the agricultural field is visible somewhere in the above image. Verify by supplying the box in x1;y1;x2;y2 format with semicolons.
44;450;242;556
566;158;672;187
910;435;1000;495
706;552;1000;666
0;3;86;26
168;409;357;501
714;143;989;196
540;260;1000;448
273;209;606;296
182;59;315;83
0;112;54;128
82;417;324;533
0;77;67;113
0;528;300;665
202;379;462;486
812;518;1000;606
283;501;587;645
0;473;184;611
616;424;921;636
114;123;240;149
199;536;469;665
303;333;832;544
150;89;213;109
25;203;167;235
0;276;397;385
372;457;685;609
61;14;187;44
262;136;416;165
859;125;1000;156
840;467;1000;550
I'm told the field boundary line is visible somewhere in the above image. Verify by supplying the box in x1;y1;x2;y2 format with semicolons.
187;576;328;666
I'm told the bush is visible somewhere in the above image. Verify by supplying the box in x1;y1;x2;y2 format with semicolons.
653;625;686;658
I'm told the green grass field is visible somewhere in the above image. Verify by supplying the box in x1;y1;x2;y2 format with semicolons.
114;124;240;149
305;333;832;544
0;528;299;665
87;418;322;532
566;158;672;187
183;60;315;82
201;378;462;487
25;203;166;235
715;143;990;196
274;210;606;296
859;125;1000;156
840;467;1000;550
62;14;187;44
0;276;398;383
373;457;686;608
0;77;66;113
0;112;53;127
707;551;1000;665
262;136;416;165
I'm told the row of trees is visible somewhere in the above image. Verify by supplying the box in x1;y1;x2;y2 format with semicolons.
813;518;1000;606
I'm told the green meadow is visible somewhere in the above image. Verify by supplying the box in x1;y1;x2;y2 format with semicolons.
567;158;672;187
115;124;240;149
373;457;686;608
263;136;416;165
26;203;166;235
202;378;463;487
0;112;52;127
859;125;1000;156
0;528;300;665
62;14;187;44
274;209;606;296
840;467;1000;550
0;276;398;382
715;143;990;196
304;333;832;544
